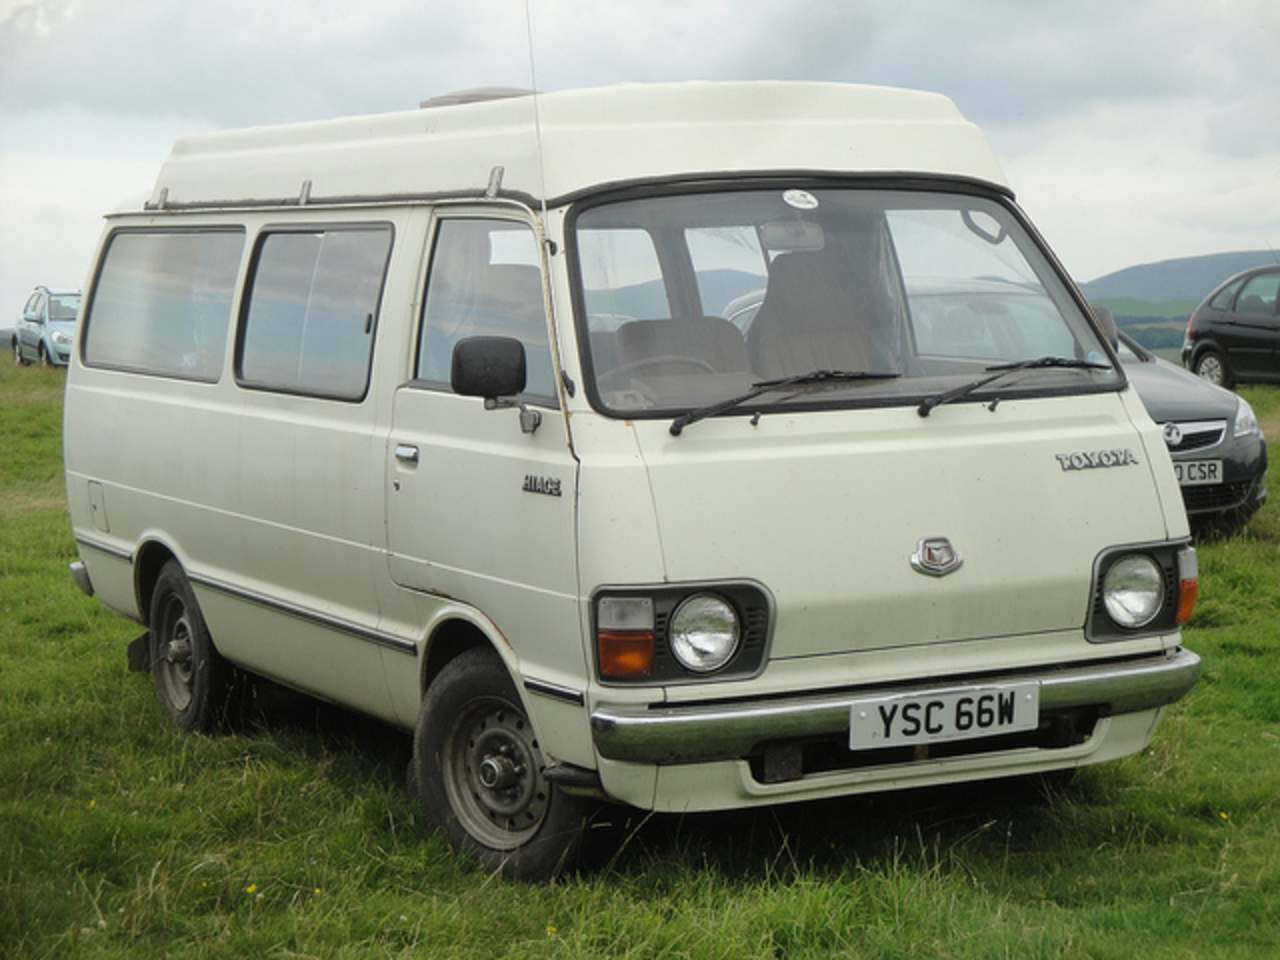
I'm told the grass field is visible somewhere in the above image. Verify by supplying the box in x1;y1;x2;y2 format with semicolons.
3;361;1278;958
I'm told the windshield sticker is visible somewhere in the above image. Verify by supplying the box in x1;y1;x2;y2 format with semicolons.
782;189;819;211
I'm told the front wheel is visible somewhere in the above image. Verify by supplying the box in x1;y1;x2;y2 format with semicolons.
148;561;236;732
412;646;598;880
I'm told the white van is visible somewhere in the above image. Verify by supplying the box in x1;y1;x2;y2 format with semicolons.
65;82;1200;879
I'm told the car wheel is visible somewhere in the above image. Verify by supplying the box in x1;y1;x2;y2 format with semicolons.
412;646;598;880
38;344;50;368
12;338;26;366
148;561;237;732
1193;349;1232;389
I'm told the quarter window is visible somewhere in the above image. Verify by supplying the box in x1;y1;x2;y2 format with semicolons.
1235;274;1280;316
238;226;393;401
82;230;244;380
416;219;555;401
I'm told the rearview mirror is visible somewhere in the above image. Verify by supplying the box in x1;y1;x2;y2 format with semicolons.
761;220;825;253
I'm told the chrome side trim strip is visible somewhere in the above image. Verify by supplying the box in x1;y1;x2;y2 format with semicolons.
590;648;1200;765
524;678;586;707
191;576;419;657
74;536;133;563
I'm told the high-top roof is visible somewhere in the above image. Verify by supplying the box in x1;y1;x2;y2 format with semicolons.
143;81;1008;211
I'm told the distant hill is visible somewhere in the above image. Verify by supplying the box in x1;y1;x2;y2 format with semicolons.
1079;250;1279;351
1080;250;1278;303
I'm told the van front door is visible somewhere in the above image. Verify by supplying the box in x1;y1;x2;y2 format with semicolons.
386;216;583;691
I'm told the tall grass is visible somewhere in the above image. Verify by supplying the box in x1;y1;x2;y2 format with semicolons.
2;362;1278;958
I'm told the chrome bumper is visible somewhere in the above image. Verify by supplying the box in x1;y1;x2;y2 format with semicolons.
590;648;1200;765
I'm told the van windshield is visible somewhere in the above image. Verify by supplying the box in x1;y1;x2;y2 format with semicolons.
572;187;1119;418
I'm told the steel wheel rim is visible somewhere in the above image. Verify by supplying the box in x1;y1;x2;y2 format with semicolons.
156;595;195;712
442;695;549;850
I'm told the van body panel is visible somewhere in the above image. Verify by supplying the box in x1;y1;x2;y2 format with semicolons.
626;396;1169;659
150;83;1007;212
385;389;587;691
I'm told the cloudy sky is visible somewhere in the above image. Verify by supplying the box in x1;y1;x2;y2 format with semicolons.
2;0;1277;318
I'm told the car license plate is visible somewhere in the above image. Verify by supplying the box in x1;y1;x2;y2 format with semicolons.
1174;460;1222;486
848;681;1040;750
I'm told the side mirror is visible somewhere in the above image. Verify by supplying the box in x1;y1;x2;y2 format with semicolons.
451;336;526;399
1091;304;1119;350
451;336;543;434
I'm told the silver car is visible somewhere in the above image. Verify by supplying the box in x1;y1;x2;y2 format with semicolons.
13;286;81;367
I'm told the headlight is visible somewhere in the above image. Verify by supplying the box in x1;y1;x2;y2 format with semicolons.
670;594;740;673
52;331;72;346
1103;555;1164;629
1234;396;1259;438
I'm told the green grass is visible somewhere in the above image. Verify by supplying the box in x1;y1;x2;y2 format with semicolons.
3;362;1279;958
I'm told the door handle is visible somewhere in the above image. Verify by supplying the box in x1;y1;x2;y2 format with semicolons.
394;443;419;465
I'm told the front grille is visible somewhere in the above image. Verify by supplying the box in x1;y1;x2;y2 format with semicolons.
1163;420;1225;452
1182;479;1255;513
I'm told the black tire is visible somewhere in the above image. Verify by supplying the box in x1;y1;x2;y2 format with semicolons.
412;646;597;880
1193;349;1232;389
12;338;26;366
37;344;49;368
148;561;236;732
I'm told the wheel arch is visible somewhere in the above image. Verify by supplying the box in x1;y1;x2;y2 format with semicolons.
133;540;181;627
420;615;513;699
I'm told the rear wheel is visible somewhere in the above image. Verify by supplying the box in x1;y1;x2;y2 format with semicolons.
148;561;236;732
412;646;597;880
12;338;25;366
1193;349;1232;388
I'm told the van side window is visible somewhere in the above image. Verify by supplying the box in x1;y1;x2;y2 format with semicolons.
417;219;555;401
82;230;244;381
238;226;393;401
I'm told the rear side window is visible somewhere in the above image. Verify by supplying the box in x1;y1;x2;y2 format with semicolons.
82;230;244;381
1236;274;1280;316
238;225;393;401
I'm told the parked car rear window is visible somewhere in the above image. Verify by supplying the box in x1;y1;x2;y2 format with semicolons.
238;225;393;401
82;230;244;381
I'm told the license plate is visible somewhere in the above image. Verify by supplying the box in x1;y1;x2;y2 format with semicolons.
848;681;1040;750
1174;460;1222;486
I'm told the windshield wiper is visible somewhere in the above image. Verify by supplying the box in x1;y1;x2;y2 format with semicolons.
670;369;900;436
916;356;1111;418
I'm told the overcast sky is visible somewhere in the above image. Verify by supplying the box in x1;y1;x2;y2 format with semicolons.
2;0;1277;319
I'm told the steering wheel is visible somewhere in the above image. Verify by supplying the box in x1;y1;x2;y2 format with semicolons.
598;355;716;390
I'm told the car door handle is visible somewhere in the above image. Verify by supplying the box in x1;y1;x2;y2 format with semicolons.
394;443;419;465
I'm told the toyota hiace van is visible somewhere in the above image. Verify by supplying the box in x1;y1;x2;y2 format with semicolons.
65;82;1199;878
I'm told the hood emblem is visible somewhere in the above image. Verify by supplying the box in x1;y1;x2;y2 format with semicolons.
1163;423;1183;448
911;537;963;577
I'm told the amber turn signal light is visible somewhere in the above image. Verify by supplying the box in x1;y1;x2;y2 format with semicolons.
597;631;654;679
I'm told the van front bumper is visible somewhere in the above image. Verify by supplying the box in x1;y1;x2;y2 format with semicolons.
589;648;1200;765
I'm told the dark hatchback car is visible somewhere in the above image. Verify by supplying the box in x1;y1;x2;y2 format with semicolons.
1182;264;1280;388
1121;333;1267;533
